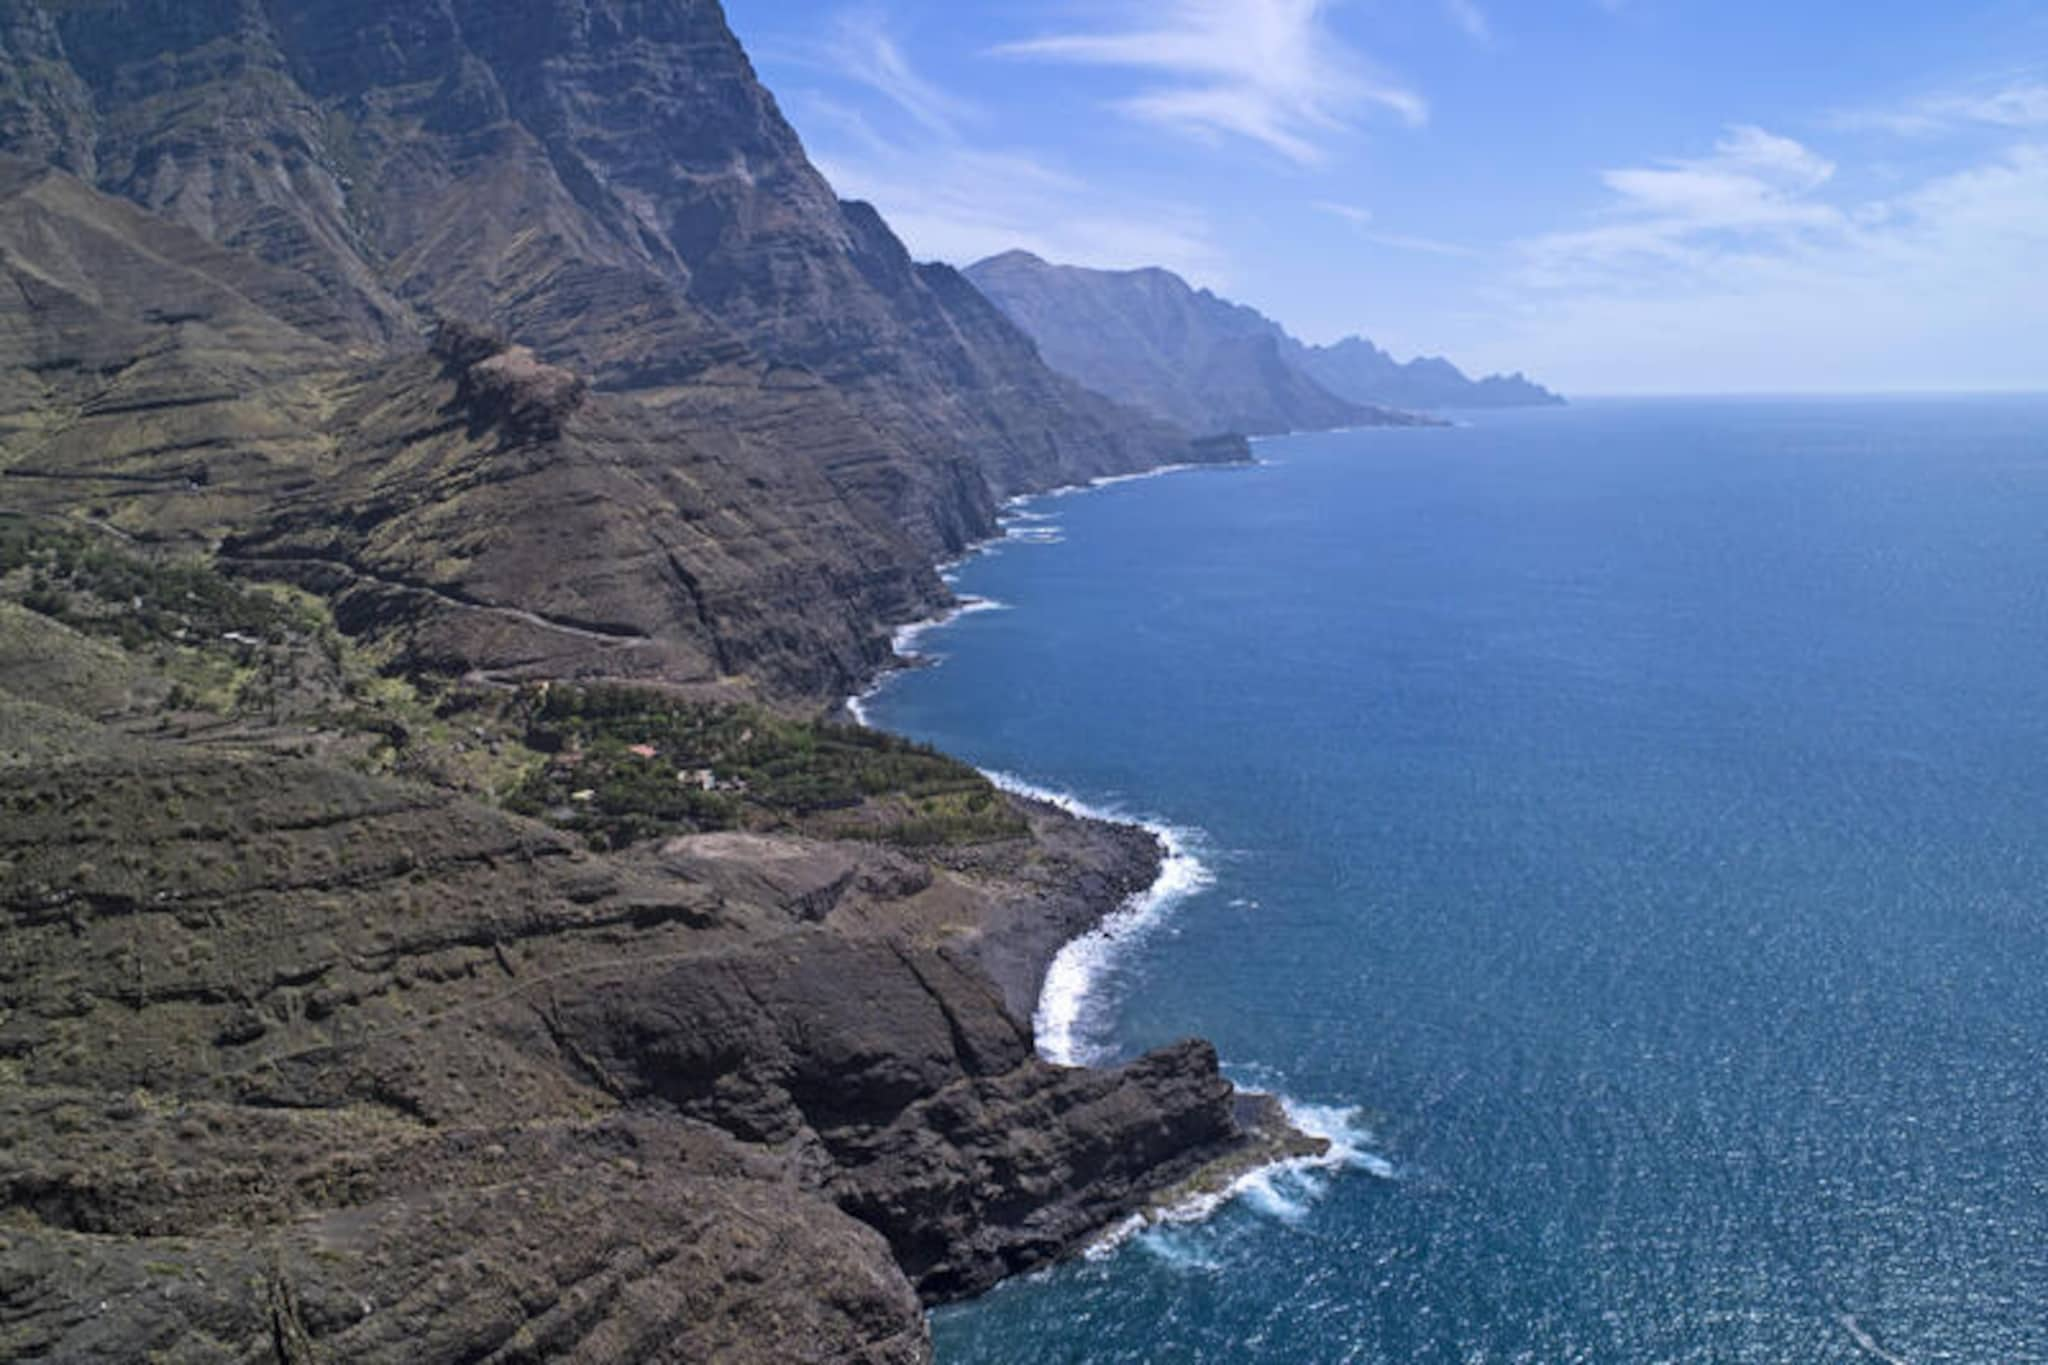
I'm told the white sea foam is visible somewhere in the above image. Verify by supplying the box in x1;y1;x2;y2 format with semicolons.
1082;1213;1149;1260
851;459;1228;726
842;595;1008;726
891;594;1005;656
1042;460;1211;499
841;449;1396;1258
1281;1098;1397;1180
1136;1230;1223;1272
980;767;1399;1244
1080;1094;1395;1259
978;770;1215;1068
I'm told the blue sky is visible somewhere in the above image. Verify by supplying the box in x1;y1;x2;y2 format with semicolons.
730;2;2048;394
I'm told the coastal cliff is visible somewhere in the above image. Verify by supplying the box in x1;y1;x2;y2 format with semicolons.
963;249;1400;437
0;1;1286;1359
966;249;1561;423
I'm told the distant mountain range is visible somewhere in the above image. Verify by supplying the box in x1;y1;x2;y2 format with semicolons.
1284;335;1562;415
965;250;1561;437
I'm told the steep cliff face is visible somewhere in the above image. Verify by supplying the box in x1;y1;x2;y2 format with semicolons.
0;551;1312;1360
0;159;944;697
0;732;1252;1359
0;0;1213;560
0;3;1294;1358
966;249;1390;437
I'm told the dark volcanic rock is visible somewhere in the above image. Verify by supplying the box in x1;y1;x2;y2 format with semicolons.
0;0;1228;561
0;159;952;696
0;3;1300;1358
0;0;1249;692
0;1113;927;1364
833;1039;1241;1300
0;710;1278;1358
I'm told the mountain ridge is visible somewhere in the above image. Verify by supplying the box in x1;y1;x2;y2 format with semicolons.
964;248;1409;437
966;248;1561;427
1286;332;1563;412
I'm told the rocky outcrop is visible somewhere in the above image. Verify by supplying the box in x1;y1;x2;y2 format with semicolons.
1;1114;929;1364
0;160;951;696
0;697;1286;1360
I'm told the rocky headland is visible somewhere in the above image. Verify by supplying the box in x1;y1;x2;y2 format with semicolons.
0;1;1307;1359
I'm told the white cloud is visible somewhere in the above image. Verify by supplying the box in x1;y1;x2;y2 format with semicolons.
1520;126;1844;289
1360;229;1484;259
993;0;1425;165
1473;126;2048;392
1834;79;2048;137
782;27;1229;284
813;139;1228;282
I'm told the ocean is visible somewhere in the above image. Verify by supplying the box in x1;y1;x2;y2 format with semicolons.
859;397;2048;1364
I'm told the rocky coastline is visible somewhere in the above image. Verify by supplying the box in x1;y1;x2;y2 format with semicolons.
0;589;1323;1360
0;0;1320;1357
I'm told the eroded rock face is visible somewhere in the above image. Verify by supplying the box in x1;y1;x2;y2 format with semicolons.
0;731;1263;1360
1;1117;929;1365
0;0;1260;699
0;2;1281;1356
0;0;1229;561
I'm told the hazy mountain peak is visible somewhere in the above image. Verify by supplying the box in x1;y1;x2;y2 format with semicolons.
965;250;1434;436
965;251;1556;430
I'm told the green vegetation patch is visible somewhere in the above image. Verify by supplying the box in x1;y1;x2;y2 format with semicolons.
0;518;310;652
503;684;1027;850
0;518;486;781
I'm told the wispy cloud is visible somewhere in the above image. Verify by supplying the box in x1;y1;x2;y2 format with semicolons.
1317;200;1483;257
813;139;1228;282
1315;200;1376;227
1520;125;1843;288
780;8;984;138
1832;77;2048;137
993;0;1425;165
1364;229;1485;259
781;19;1229;284
1443;0;1491;44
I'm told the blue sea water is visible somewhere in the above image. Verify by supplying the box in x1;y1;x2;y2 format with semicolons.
862;397;2048;1364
